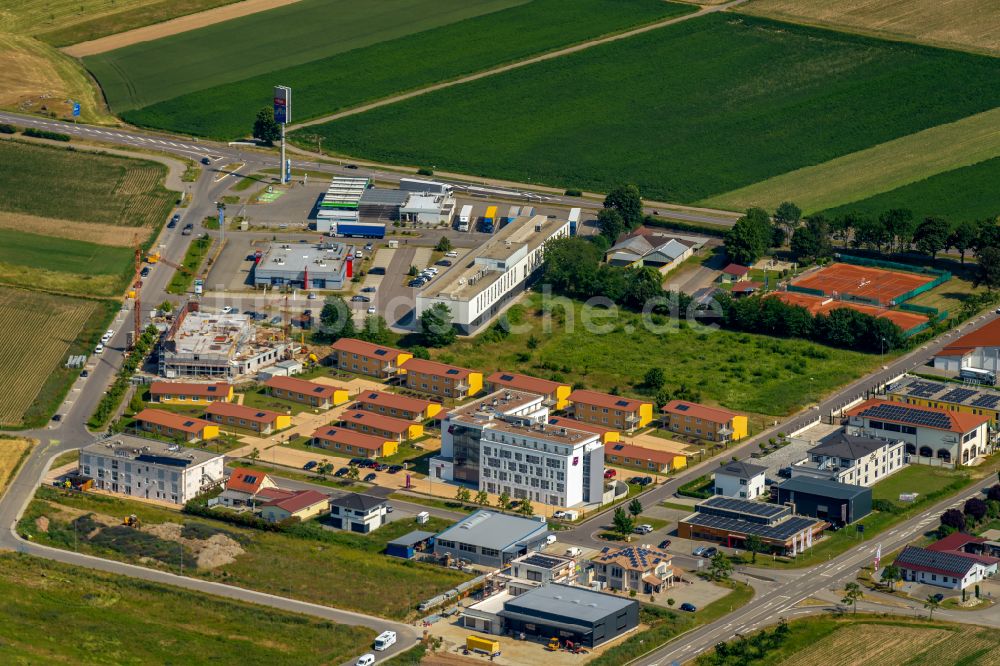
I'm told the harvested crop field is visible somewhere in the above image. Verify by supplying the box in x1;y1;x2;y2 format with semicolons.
0;211;138;247
304;14;1000;203
739;0;1000;56
0;437;33;495
119;0;693;138
0;139;175;228
0;290;97;425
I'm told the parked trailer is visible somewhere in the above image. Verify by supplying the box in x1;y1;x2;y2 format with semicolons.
482;206;497;233
568;207;581;235
457;204;473;231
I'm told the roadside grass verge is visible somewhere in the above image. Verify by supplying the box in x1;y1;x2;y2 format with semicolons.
165;234;210;294
19;486;468;620
433;294;884;417
700;107;1000;214
301;13;1000;203
122;0;694;138
0;552;375;664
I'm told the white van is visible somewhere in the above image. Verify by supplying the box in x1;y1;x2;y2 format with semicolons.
356;654;375;666
374;631;396;651
416;511;430;524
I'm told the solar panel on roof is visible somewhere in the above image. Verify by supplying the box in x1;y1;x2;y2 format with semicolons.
501;374;515;381
183;420;194;427
971;394;1000;408
675;404;689;411
255;412;266;418
521;554;562;569
374;349;387;356
446;369;459;375
862;403;951;429
615;400;630;407
313;387;324;393
941;388;976;403
685;513;817;541
207;386;217;392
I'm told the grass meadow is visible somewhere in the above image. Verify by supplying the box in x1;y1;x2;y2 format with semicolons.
0;553;375;665
303;14;1000;204
432;294;884;417
120;0;693;138
0;229;132;277
820;156;1000;224
88;0;528;111
0;140;175;228
20;486;468;620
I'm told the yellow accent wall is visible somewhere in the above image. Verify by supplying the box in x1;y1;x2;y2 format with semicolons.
602;430;621;444
380;440;399;458
467;372;483;397
731;415;749;441
396;352;413;375
424;403;443;420
554;385;572;410
671;455;687;470
637;403;654;429
275;415;292;431
202;425;220;440
332;389;350;406
406;424;424;441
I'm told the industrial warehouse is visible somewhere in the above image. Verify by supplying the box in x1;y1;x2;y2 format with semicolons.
252;241;355;290
315;175;455;236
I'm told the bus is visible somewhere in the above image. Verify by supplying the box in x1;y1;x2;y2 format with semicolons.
483;206;497;233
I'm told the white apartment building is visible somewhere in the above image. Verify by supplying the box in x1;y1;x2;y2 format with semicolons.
713;460;767;499
480;418;604;508
415;215;570;335
79;434;224;504
791;432;906;487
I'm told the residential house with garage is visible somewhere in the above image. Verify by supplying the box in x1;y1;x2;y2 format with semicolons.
591;545;676;594
791;431;905;487
328;493;389;533
259;489;330;523
218;467;278;508
894;544;999;591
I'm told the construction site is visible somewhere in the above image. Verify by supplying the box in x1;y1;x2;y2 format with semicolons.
157;302;292;379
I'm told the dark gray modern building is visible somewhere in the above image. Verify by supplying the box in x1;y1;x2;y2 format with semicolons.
498;583;639;648
776;476;872;525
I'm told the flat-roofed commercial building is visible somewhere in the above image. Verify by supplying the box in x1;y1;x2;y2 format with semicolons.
401;357;482;400
354;390;441;421
80;434;224;504
149;381;233;405
776;476;872;526
678;496;826;556
568;390;653;432
433;510;549;568
845;398;991;466
330;338;412;379
253;242;353;290
486;371;571;410
434;389;547;486
499;584;639;648
887;375;1000;425
415;215;570;335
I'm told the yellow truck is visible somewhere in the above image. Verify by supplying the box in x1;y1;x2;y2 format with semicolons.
467;635;500;657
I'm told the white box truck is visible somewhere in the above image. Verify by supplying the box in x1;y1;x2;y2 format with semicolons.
374;631;397;651
457;204;472;232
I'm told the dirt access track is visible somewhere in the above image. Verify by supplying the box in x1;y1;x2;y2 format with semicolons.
62;0;302;57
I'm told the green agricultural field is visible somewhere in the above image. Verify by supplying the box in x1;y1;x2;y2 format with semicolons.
0;140;175;228
0;553;374;665
820;156;1000;224
20;486;468;620
120;0;694;138
303;14;1000;204
0;229;132;277
0;290;113;427
700;107;1000;214
89;0;529;111
433;294;883;417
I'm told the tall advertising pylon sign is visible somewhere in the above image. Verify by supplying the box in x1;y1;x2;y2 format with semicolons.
274;86;291;183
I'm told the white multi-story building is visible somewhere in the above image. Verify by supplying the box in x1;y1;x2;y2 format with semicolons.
792;432;905;487
845;399;991;467
433;388;604;508
415;214;570;335
713;460;767;499
79;434;224;504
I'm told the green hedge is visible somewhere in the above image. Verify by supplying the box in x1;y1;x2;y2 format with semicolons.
87;325;158;429
23;127;71;142
678;474;714;499
0;123;17;134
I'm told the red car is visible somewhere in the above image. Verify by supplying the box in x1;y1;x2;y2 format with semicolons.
604;469;616;479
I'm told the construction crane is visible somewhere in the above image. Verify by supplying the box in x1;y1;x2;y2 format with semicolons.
132;235;143;347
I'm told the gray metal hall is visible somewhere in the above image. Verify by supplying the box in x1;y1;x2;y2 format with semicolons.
499;584;639;648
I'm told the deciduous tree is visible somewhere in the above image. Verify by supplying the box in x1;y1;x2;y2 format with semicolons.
420;302;456;347
913;217;951;258
252;107;280;146
604;184;643;229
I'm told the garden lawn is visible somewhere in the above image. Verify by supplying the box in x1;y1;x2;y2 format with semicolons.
88;0;528;111
433;294;884;416
121;0;694;138
19;486;467;620
820;156;1000;224
0;552;373;665
0;140;175;227
304;13;1000;203
240;388;316;416
870;465;969;507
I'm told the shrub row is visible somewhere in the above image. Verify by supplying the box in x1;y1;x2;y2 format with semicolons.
23;127;71;142
0;123;17;134
87;326;159;429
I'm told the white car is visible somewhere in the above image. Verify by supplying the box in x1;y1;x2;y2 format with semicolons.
94;344;105;354
445;250;458;258
367;306;376;314
221;306;233;314
553;510;567;519
634;524;654;535
105;329;115;338
356;655;375;666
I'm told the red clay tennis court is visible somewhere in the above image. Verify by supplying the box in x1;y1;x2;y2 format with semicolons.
792;263;934;305
773;292;927;332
